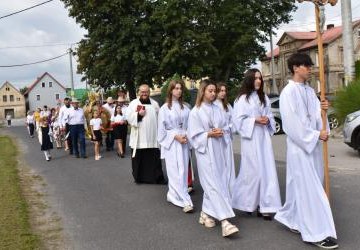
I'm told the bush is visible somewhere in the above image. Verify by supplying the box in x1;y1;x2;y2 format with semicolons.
333;79;360;122
356;60;360;80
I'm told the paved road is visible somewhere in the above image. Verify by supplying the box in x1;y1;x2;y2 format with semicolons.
2;125;360;250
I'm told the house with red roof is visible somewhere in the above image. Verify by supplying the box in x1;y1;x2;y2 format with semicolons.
261;20;360;94
24;72;68;111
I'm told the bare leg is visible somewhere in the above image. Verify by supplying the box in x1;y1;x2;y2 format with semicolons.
119;140;124;157
94;142;99;159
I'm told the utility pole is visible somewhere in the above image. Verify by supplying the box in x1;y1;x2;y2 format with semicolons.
341;0;355;86
69;46;75;97
269;28;278;94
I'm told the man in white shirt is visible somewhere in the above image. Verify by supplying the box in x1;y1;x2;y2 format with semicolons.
6;113;12;127
103;97;115;151
59;97;73;154
40;105;51;118
66;98;87;158
26;111;35;137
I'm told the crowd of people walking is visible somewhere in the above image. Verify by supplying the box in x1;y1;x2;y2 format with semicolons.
24;53;338;249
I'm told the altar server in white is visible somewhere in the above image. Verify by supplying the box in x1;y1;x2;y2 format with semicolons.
214;82;236;196
231;69;281;220
274;53;338;249
188;79;238;237
158;79;193;213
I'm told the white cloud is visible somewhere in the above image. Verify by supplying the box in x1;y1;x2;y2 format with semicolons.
0;0;86;89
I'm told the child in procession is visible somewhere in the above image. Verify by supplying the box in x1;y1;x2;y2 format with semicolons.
90;110;103;160
111;105;127;158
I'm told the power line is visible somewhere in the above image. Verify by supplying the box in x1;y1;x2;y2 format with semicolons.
0;42;79;50
0;0;54;20
0;51;68;68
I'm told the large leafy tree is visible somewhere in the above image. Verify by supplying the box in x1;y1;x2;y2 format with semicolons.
62;0;295;99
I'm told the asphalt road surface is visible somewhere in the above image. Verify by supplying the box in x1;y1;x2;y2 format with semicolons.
2;124;360;250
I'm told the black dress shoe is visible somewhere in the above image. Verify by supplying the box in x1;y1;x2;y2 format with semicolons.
82;156;87;159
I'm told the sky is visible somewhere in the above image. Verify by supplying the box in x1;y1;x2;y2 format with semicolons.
0;0;359;90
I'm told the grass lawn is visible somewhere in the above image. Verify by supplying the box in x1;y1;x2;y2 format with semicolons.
0;135;40;249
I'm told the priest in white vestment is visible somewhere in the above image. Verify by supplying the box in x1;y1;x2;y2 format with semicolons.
126;84;166;184
231;69;281;219
158;80;193;213
274;53;338;249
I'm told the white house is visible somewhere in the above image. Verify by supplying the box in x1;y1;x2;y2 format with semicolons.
24;72;67;111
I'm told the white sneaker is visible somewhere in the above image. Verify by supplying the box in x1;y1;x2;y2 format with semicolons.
183;205;193;213
199;211;215;228
221;220;239;237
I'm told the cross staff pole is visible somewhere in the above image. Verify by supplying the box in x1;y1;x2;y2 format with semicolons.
297;0;338;199
314;4;330;199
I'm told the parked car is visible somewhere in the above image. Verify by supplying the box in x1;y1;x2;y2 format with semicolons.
343;110;360;156
269;97;340;135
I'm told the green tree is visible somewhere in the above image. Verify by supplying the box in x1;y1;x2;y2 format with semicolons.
333;79;360;122
19;86;28;95
355;60;360;80
61;0;295;99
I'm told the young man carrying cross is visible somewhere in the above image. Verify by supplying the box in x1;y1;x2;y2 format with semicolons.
274;53;338;249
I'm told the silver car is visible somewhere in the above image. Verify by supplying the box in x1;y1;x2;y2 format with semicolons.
343;110;360;156
270;97;340;135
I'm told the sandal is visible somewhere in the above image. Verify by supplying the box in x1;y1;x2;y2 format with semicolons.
199;211;216;228
221;220;239;237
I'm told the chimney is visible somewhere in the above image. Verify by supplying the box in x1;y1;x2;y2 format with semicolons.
327;24;335;30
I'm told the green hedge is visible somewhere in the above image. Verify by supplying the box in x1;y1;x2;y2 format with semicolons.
333;78;360;122
355;60;360;80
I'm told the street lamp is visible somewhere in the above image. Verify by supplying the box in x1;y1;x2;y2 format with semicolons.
297;0;338;199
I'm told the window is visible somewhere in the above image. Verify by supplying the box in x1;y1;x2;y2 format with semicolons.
10;95;14;102
16;97;21;101
36;95;40;101
42;82;45;88
49;82;53;87
2;95;7;102
55;93;60;100
6;87;10;91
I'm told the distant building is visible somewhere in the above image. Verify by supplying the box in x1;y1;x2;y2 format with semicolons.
261;20;360;94
24;72;67;111
0;81;26;119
